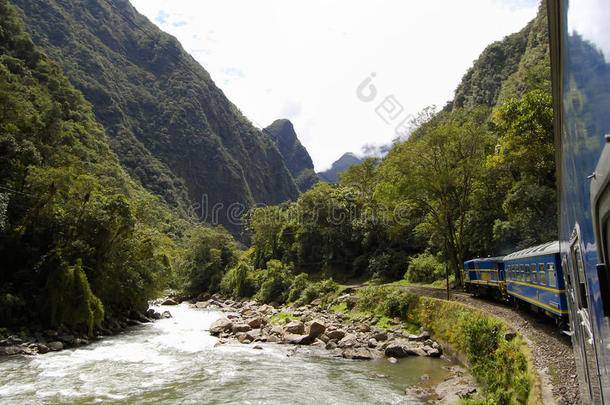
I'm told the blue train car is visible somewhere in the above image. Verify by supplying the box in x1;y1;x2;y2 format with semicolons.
463;257;505;299
503;241;568;324
548;1;610;402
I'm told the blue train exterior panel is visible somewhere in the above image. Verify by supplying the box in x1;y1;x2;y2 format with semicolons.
463;257;505;295
504;242;569;319
548;0;610;402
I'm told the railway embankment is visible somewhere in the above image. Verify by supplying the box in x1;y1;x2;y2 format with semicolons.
386;284;579;405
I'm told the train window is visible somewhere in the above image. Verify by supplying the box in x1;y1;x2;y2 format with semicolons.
532;263;538;283
548;263;557;287
520;264;524;281
525;264;531;282
571;243;588;309
539;263;546;285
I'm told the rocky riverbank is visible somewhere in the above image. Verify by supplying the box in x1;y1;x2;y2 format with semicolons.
0;307;172;356
198;294;478;403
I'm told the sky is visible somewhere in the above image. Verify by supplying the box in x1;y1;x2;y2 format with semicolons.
130;0;540;171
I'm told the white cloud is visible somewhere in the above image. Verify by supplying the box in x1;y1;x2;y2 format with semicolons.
130;0;539;171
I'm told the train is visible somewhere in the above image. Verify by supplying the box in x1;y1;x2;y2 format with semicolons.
548;0;610;403
464;1;610;403
464;241;569;329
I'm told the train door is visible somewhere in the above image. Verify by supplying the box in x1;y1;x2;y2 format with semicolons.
565;226;604;403
591;140;610;401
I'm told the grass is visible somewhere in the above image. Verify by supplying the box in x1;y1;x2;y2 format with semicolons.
384;275;457;290
269;311;294;325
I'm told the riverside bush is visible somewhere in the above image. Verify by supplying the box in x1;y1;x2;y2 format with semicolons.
220;260;256;297
254;260;293;303
354;287;538;404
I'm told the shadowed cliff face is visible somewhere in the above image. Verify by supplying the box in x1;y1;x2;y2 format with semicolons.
264;119;319;192
12;0;299;231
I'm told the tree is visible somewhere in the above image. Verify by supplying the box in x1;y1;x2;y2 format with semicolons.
376;107;493;282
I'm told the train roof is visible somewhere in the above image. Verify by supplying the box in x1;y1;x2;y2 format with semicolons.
464;256;505;263
503;241;559;261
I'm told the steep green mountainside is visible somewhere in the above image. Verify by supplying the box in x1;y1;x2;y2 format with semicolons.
11;0;299;230
452;0;550;110
264;119;319;192
318;152;365;183
0;0;192;329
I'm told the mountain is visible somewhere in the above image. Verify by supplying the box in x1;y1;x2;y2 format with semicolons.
11;0;299;231
318;153;365;183
264;119;319;192
0;0;191;328
452;0;550;110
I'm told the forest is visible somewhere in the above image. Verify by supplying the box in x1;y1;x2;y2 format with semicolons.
0;0;557;335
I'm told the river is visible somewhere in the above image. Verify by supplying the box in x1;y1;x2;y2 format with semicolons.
0;304;452;404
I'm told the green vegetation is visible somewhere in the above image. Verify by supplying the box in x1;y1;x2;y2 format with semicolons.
351;287;538;404
242;3;555;286
0;0;189;330
12;0;300;233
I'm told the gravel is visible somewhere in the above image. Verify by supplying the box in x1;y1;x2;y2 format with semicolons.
382;285;582;405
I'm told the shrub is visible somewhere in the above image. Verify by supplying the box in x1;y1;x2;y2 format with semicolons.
405;251;445;283
287;273;310;303
220;260;256;297
254;260;293;304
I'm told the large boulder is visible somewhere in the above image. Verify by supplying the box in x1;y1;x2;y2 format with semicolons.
307;320;326;338
338;334;358;348
384;340;413;358
210;319;233;336
283;320;305;335
162;298;178;306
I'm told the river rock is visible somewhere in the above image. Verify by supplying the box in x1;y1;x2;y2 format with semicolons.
35;344;50;354
162;298;178;306
408;331;431;341
342;347;382;360
161;311;172;319
246;317;263;328
235;332;250;344
283;321;304;335
424;346;442;357
372;329;388;341
232;323;252;333
337;334;358;348
246;329;262;341
307;320;326;338
210;319;233;335
47;341;64;351
384;340;412;358
405;347;428;356
325;329;346;340
0;346;20;355
283;333;312;345
387;357;398;364
368;338;378;348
